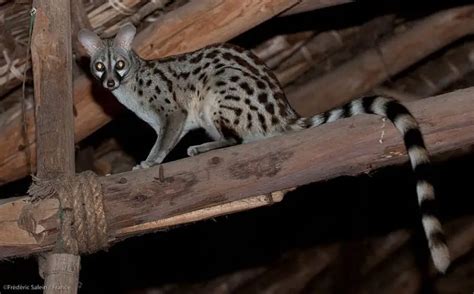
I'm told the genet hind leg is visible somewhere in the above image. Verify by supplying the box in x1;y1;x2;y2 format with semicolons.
187;111;241;157
187;139;236;156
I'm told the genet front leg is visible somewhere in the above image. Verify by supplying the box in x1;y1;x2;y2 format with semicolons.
134;110;187;169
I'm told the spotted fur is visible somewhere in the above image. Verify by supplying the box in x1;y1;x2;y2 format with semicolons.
79;24;449;273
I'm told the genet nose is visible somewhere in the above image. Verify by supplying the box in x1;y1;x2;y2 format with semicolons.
107;79;115;88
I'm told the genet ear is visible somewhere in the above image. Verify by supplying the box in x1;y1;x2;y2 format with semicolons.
113;23;136;51
78;29;104;56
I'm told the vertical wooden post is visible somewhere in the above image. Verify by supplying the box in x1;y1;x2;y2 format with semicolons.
30;0;79;293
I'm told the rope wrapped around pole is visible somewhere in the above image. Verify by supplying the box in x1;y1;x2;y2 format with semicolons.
21;171;108;255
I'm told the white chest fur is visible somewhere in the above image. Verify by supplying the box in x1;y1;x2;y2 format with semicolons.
112;85;161;130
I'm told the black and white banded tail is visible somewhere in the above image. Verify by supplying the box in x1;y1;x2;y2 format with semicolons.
300;96;450;273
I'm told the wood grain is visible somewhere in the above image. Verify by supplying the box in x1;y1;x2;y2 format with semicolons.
30;0;80;293
288;5;474;116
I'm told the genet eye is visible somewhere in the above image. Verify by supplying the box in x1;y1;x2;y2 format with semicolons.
95;62;105;72
115;60;125;70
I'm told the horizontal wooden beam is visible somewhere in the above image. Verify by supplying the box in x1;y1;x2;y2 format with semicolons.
288;5;474;116
1;87;474;259
281;0;352;16
0;0;303;185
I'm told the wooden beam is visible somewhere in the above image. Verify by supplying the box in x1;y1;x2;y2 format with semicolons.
288;5;474;116
281;0;352;16
1;87;474;259
390;40;474;98
30;0;80;293
0;0;303;186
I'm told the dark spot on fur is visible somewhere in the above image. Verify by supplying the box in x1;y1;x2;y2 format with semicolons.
190;52;203;63
258;113;267;132
192;67;202;75
258;93;268;104
216;69;226;75
154;68;173;92
216;81;226;87
221;105;242;116
222;52;259;76
165;98;171;104
239;82;254;95
206;50;220;59
274;92;285;101
265;103;275;115
256;80;266;89
179;72;190;79
219;122;242;143
271;116;279;125
230;76;240;82
224;95;240;101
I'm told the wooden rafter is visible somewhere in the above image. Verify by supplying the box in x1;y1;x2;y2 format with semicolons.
288;5;474;116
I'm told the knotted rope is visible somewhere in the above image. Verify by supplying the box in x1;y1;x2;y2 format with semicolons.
27;171;108;255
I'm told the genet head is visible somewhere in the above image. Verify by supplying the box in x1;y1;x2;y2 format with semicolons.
78;24;137;90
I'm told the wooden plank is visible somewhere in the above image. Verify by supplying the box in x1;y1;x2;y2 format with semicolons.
1;87;474;259
0;0;303;186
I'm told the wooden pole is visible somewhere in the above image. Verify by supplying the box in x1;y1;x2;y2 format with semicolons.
30;0;79;293
1;87;474;259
